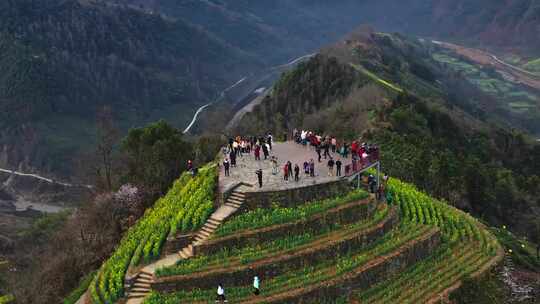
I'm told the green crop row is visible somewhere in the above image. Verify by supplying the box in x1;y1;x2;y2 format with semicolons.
156;233;315;277
387;178;497;254
89;164;217;304
144;224;432;304
213;189;368;238
350;175;501;303
156;204;390;277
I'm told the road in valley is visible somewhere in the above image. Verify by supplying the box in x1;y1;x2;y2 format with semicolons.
0;168;93;189
182;53;316;134
182;78;247;134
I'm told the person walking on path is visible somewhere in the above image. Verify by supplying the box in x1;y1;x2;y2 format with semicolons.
331;137;337;153
327;158;335;176
323;142;331;159
315;145;322;162
309;159;315;177
336;159;342;177
294;164;300;182
283;164;289;181
253;276;260;295
223;159;230;177
254;145;261;161
216;284;227;303
256;169;263;188
262;143;269;160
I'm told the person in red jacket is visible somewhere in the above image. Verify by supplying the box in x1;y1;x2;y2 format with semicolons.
351;141;358;156
283;163;289;181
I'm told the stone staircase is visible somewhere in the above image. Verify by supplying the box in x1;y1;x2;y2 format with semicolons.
126;271;153;301
125;188;247;303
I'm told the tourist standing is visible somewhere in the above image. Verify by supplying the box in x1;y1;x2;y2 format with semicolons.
315;145;322;162
253;276;260;295
223;159;230;177
267;133;273;150
256;169;263;188
336;159;342;177
229;150;237;168
309;159;315;177
294;164;300;182
327;158;335;176
331;137;337;153
271;156;278;175
262;143;269;160
216;284;227;303
254;145;261;161
303;161;310;175
283;164;289;181
287;161;293;179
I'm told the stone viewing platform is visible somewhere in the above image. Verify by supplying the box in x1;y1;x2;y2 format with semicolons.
219;141;352;193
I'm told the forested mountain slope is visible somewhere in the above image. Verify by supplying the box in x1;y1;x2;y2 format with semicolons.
0;0;258;175
2;0;539;175
236;31;540;240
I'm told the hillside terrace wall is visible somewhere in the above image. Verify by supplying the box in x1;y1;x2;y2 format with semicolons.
250;228;442;303
193;198;376;256
241;179;351;210
152;207;399;292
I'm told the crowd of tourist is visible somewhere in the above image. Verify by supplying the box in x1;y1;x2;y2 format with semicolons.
292;129;380;173
220;130;381;190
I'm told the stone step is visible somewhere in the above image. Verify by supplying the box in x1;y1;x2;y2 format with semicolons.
127;292;149;299
229;193;245;200
136;276;152;284
139;270;153;278
198;229;211;237
205;222;219;229
226;200;242;207
194;235;207;243
181;247;193;258
131;287;151;293
179;250;189;259
133;281;151;288
208;217;222;225
201;226;214;234
227;197;244;205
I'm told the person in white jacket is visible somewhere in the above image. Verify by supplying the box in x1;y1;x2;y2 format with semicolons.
253;276;260;295
216;283;227;302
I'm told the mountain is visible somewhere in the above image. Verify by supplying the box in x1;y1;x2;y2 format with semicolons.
0;0;259;175
235;29;540;239
1;0;539;176
114;0;540;54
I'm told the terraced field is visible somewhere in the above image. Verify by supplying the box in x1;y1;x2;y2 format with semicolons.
352;178;503;303
141;174;501;303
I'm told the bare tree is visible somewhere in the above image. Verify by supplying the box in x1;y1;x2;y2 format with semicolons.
96;106;119;191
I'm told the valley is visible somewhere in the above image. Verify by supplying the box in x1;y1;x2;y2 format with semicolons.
1;1;540;304
433;40;540;91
